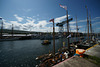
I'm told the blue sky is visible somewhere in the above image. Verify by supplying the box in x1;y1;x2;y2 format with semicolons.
0;0;100;33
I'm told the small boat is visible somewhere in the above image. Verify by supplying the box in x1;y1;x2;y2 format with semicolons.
41;40;51;45
36;54;51;60
80;37;84;40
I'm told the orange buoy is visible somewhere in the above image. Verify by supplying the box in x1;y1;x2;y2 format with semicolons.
75;49;85;57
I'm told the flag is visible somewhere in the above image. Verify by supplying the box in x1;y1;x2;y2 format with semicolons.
67;34;71;38
0;18;2;20
49;18;54;22
78;28;79;30
59;4;67;10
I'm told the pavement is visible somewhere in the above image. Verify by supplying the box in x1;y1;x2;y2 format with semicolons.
53;44;100;67
85;44;100;58
53;56;98;67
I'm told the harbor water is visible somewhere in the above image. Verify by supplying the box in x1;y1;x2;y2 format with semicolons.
0;37;80;67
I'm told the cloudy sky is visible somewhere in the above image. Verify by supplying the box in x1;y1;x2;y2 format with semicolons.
0;0;100;33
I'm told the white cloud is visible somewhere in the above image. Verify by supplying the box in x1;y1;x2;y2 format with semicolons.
37;18;39;20
26;18;35;23
14;14;23;22
10;21;21;25
96;27;100;29
78;19;87;23
70;25;76;29
37;20;48;26
3;17;52;32
37;14;39;16
55;15;70;23
3;15;88;32
22;9;32;12
78;16;100;23
93;17;100;20
10;21;23;30
33;26;59;32
27;17;33;20
10;15;70;32
92;22;100;26
33;16;35;18
3;20;11;29
70;30;76;32
69;21;76;25
2;14;100;33
27;9;31;12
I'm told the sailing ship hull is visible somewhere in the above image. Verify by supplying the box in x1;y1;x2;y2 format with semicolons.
41;40;51;45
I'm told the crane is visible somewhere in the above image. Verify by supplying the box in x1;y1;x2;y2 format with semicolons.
56;18;73;33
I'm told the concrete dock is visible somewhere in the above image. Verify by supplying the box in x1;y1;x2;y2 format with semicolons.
53;56;98;67
53;44;100;67
85;44;100;58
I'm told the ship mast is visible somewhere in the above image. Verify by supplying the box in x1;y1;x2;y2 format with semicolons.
49;18;55;58
12;24;14;37
89;14;92;41
86;6;89;43
0;18;3;39
66;10;70;50
53;19;55;57
76;16;79;37
59;4;70;50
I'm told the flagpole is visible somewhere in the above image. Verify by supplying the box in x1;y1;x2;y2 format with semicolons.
59;4;70;50
49;18;55;59
53;19;55;58
66;10;70;50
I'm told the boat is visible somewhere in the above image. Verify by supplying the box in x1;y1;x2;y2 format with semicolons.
80;37;84;40
38;52;67;67
36;12;74;66
36;54;51;60
36;6;74;66
36;5;94;67
41;40;51;45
